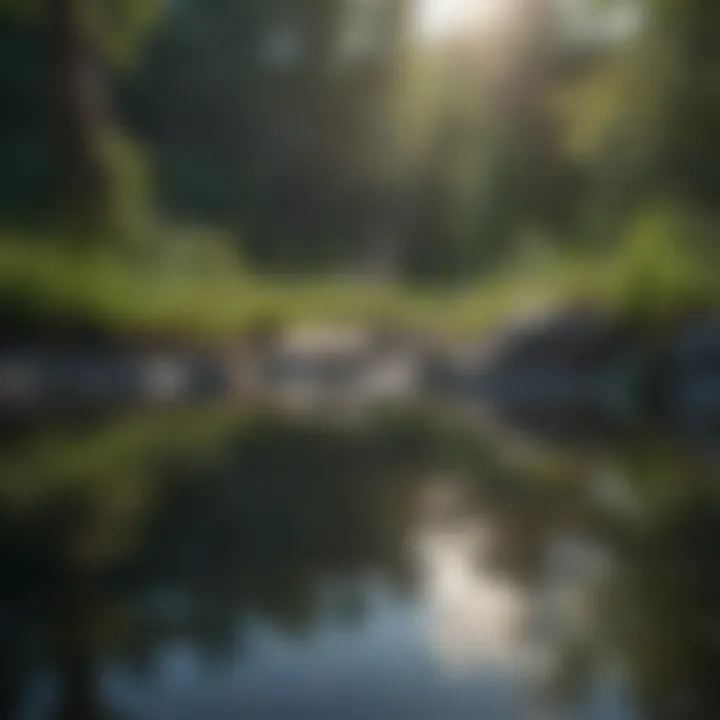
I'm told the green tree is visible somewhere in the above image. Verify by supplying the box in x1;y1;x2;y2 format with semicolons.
0;0;163;233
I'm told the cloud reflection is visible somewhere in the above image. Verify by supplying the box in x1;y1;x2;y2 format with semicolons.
414;521;530;671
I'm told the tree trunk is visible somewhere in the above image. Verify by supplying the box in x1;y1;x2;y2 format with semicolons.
48;0;110;229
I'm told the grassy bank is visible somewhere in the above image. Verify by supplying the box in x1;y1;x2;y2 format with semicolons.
0;236;565;342
1;220;717;345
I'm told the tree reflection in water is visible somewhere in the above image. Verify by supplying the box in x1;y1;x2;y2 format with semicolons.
2;408;720;719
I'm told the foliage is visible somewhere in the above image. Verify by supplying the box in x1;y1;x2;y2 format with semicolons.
1;0;720;330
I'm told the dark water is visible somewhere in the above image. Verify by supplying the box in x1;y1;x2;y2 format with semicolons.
2;405;720;720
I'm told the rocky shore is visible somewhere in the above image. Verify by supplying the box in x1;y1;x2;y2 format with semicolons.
4;307;720;424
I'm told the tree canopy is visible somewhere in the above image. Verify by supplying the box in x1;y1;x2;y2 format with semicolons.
0;0;718;278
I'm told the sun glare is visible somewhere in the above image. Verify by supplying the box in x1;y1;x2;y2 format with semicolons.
418;0;512;39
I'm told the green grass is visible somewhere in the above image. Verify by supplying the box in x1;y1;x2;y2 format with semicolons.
0;235;569;340
2;210;718;344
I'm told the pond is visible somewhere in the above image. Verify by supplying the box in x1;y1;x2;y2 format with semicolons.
2;403;720;719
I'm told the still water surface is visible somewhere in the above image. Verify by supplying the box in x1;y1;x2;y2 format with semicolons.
2;406;719;719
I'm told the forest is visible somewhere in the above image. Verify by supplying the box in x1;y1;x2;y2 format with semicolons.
5;6;720;717
1;0;718;337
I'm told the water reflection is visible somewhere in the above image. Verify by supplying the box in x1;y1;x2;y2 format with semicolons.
2;407;720;719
